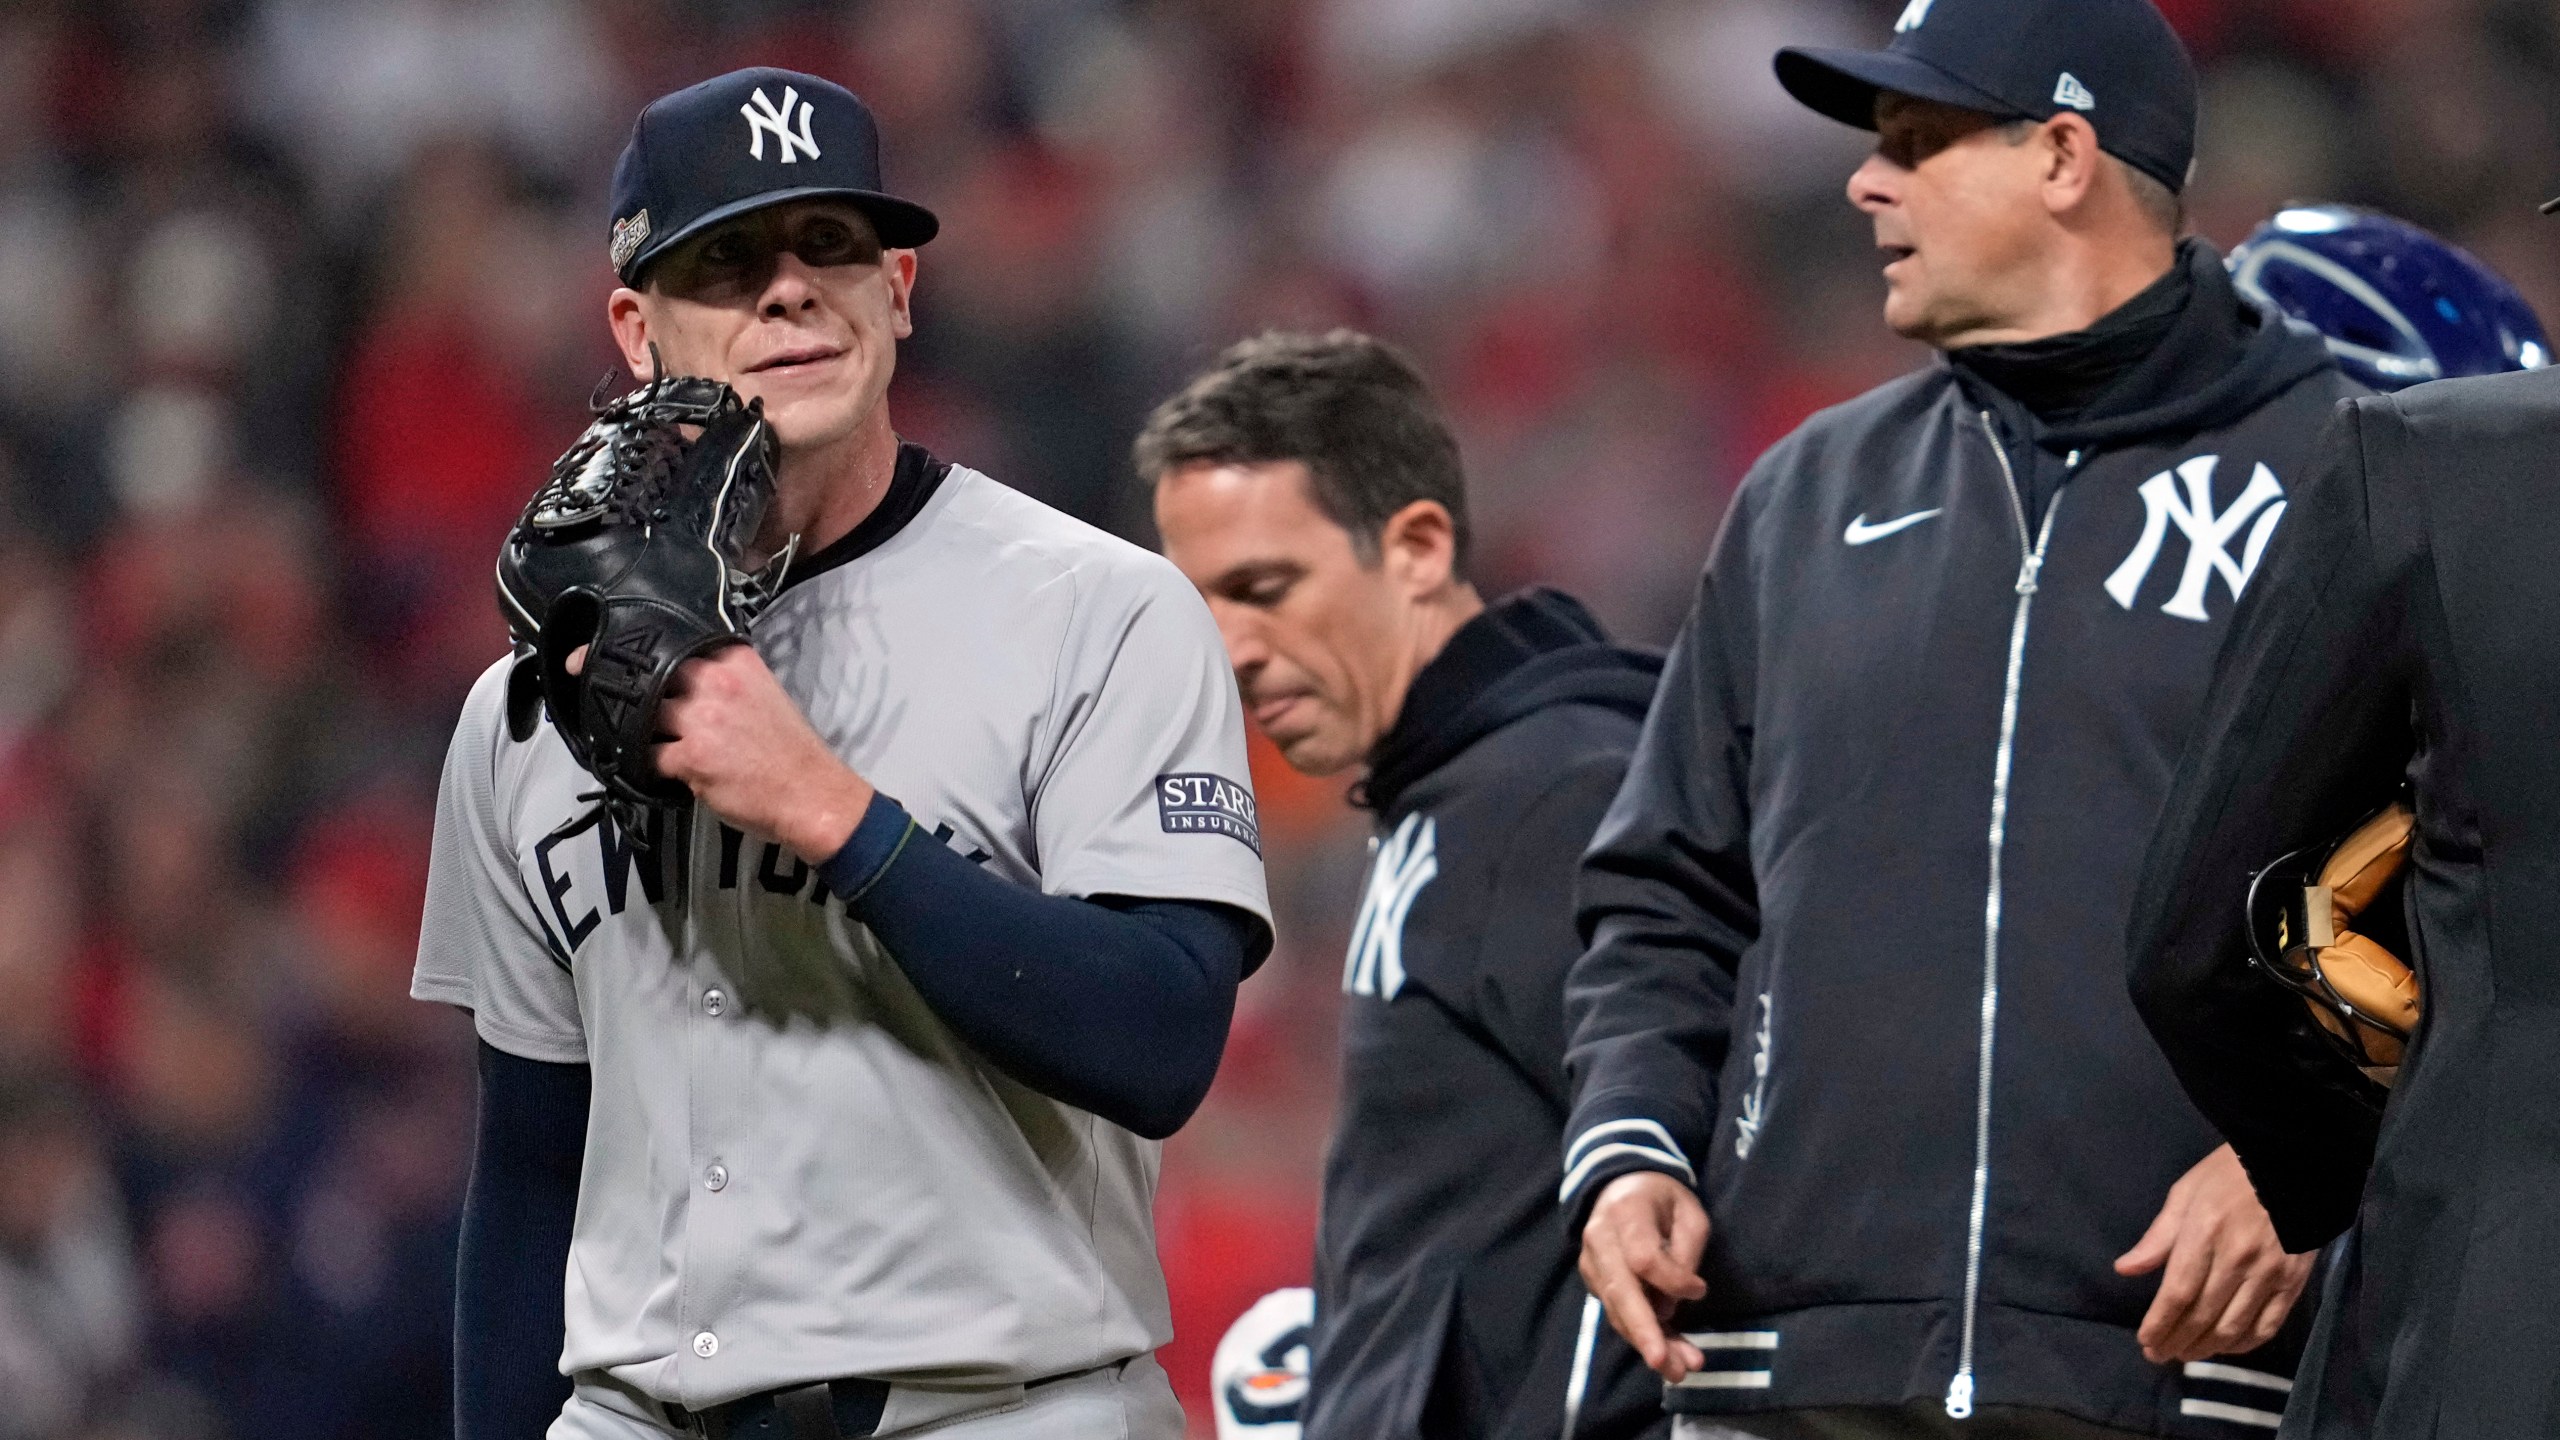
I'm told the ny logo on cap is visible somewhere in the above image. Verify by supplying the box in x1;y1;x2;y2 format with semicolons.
741;85;820;163
2053;72;2097;111
1894;0;1936;33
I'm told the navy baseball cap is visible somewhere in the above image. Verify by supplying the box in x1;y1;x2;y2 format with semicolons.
1775;0;2198;195
607;67;939;286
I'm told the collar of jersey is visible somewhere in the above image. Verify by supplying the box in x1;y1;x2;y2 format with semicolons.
781;440;954;592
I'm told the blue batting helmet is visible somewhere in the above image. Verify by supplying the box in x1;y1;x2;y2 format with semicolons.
2229;205;2549;391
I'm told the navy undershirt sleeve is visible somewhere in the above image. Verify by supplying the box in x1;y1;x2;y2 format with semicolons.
818;796;1267;1139
455;1040;588;1440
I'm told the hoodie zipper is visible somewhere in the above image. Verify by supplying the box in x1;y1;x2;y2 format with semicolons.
1946;415;2072;1420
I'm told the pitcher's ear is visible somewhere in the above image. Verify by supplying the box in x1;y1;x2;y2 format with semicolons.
608;287;653;376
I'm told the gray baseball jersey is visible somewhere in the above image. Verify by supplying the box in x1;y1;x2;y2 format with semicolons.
413;450;1271;1410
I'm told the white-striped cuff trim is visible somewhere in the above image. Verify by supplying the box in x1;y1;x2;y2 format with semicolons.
2180;1399;2283;1429
1559;1141;1696;1203
2183;1362;2294;1394
1680;1331;1778;1351
1671;1370;1772;1390
1566;1118;1692;1174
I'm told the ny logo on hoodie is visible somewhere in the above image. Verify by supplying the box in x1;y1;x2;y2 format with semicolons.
2104;455;2287;622
1344;813;1438;1000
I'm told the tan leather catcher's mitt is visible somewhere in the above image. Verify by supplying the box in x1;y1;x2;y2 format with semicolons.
2246;799;2420;1101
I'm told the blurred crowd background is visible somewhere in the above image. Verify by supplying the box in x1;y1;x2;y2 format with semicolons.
0;0;2553;1435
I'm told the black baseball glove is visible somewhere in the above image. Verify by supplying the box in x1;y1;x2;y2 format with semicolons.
496;371;793;835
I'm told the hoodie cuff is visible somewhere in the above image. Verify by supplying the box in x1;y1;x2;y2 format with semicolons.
1560;1104;1702;1234
2240;1142;2371;1256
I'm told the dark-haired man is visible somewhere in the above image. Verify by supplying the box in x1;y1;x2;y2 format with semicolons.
1145;330;1667;1440
1559;1;2357;1436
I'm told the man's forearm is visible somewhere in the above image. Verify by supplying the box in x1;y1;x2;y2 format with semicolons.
819;795;1265;1140
1558;909;1743;1228
2126;399;2405;1250
1559;560;1759;1225
456;1041;589;1440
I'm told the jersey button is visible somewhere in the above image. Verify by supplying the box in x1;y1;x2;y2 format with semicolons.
704;1164;728;1192
703;989;727;1017
692;1331;719;1359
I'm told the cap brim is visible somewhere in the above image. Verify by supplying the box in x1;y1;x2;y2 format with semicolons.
622;186;941;284
1774;46;2028;131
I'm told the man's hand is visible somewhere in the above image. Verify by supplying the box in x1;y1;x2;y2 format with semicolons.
646;645;872;861
1580;1171;1710;1382
2114;1143;2315;1364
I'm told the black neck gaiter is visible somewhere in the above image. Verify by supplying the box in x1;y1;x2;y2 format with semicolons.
1948;245;2194;427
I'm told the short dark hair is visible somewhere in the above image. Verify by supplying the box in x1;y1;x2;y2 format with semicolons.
1135;329;1470;574
2119;159;2185;235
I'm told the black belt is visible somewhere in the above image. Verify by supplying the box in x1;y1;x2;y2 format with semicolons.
665;1378;890;1440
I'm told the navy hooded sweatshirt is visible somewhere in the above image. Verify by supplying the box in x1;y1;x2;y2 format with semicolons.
1558;241;2355;1437
1308;588;1667;1440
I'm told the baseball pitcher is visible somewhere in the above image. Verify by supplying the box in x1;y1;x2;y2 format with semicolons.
413;68;1270;1440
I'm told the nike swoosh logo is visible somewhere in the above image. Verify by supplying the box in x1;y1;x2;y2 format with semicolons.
1843;508;1944;545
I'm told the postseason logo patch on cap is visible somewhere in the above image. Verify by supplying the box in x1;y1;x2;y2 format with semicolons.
1157;773;1260;854
609;209;651;272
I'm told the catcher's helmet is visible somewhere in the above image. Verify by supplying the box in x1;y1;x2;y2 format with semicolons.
2230;205;2550;391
